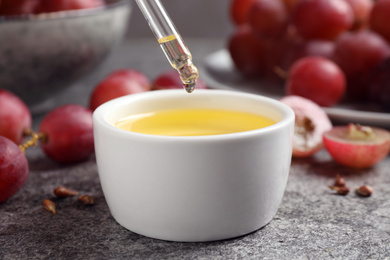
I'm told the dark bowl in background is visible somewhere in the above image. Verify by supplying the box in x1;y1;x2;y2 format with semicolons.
0;0;131;113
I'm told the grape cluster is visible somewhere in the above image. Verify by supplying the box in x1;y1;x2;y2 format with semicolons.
0;0;104;16
229;0;390;110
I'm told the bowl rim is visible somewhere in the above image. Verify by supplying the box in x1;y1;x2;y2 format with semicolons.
0;0;129;22
93;89;295;141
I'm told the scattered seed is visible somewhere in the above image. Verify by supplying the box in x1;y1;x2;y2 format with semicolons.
53;186;79;198
78;195;95;205
356;185;373;197
334;174;346;187
329;185;350;195
43;199;56;214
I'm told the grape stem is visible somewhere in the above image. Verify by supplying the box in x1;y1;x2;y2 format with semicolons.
19;128;47;153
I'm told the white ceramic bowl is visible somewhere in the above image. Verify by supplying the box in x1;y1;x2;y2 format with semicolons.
93;89;294;242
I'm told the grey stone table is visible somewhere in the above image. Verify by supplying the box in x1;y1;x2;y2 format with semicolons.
1;38;390;259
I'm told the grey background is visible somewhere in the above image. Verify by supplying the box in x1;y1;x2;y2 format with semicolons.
126;0;234;38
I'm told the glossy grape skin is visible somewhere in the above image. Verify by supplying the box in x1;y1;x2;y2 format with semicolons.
0;0;40;15
0;136;29;203
37;0;104;13
228;25;270;77
333;30;390;100
230;0;257;25
369;0;390;43
0;89;32;144
286;56;346;107
334;31;390;75
152;70;207;91
89;69;151;111
292;0;354;40
39;104;94;164
248;0;289;39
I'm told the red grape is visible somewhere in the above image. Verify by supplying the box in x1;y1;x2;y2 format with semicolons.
0;0;40;15
333;30;390;100
294;40;335;60
334;31;390;75
0;136;29;203
39;104;94;163
228;25;270;77
248;0;289;39
152;70;208;90
0;89;32;144
292;0;354;40
369;0;390;43
286;56;346;107
264;33;300;83
283;39;336;71
38;0;104;13
89;69;151;111
230;0;258;26
343;0;373;30
368;58;390;111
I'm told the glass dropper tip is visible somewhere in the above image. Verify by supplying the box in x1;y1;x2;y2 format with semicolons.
184;82;196;93
135;0;200;93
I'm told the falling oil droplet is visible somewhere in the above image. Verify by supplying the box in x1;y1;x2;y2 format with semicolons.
184;83;196;93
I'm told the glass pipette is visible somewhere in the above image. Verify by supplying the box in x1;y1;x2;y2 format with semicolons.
135;0;199;93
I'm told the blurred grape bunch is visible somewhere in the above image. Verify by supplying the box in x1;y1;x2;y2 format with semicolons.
227;0;390;110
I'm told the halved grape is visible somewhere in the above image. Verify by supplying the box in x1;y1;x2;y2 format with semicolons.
280;95;332;157
323;124;390;169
